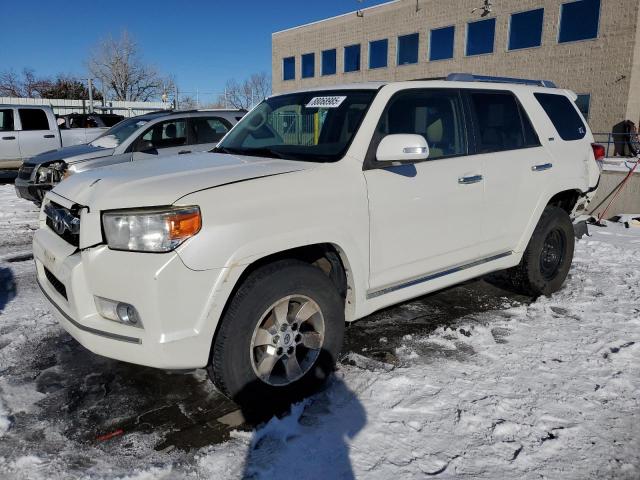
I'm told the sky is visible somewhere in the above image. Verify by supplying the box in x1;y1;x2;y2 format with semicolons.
0;0;391;101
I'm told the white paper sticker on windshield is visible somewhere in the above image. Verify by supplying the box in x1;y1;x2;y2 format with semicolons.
306;96;347;108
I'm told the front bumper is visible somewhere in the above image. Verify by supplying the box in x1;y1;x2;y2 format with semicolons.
14;176;51;205
33;225;227;369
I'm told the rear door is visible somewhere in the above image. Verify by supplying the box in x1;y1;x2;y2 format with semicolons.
0;108;21;168
466;90;548;254
364;88;487;291
17;108;60;159
189;116;232;152
131;118;189;161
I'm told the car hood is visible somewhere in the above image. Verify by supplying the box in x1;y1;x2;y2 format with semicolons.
25;144;113;166
51;152;316;211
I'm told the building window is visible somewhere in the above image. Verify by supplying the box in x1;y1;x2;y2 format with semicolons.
397;33;419;65
429;26;455;61
509;8;544;50
369;39;388;69
575;94;591;119
301;53;315;78
283;57;295;81
344;44;361;72
322;49;337;76
559;0;600;43
466;18;496;56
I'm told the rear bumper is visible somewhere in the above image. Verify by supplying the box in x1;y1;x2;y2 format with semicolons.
33;226;227;369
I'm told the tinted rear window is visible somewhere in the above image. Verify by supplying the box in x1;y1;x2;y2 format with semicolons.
19;109;50;131
470;92;540;153
534;93;586;141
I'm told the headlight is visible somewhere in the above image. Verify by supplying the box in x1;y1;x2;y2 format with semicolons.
37;161;66;184
102;206;201;252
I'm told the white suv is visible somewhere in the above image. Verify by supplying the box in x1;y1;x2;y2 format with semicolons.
33;75;601;408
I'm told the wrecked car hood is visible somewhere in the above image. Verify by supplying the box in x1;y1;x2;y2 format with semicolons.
25;144;113;167
50;152;315;211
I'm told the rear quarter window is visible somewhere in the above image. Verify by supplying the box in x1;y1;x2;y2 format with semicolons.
534;93;587;141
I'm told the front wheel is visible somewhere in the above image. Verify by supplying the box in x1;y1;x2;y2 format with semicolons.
503;206;575;296
207;260;344;415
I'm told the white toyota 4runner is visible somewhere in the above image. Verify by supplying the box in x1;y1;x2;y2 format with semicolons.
33;74;601;408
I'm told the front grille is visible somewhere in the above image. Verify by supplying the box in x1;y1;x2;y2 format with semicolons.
44;267;67;300
18;165;34;180
44;201;80;247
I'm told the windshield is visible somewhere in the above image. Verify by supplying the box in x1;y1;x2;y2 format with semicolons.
216;90;376;162
90;116;152;148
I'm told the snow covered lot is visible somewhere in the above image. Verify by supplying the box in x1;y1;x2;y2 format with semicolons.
0;183;638;479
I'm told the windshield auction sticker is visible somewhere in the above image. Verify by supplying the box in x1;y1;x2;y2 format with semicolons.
306;96;347;108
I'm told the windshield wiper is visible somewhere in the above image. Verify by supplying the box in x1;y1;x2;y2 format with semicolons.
213;146;288;160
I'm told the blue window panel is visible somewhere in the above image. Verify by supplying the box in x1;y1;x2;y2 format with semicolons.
575;94;591;119
301;53;315;78
429;26;455;61
509;8;544;50
344;44;361;72
559;0;600;43
397;33;419;65
466;18;496;56
283;57;295;81
322;49;337;76
369;39;388;69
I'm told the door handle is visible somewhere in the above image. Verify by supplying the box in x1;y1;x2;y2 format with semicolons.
178;150;191;155
458;174;483;185
532;163;553;172
43;134;55;138
1;136;16;140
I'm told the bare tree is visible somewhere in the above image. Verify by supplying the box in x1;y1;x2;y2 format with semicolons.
0;69;101;100
222;72;271;110
87;31;172;102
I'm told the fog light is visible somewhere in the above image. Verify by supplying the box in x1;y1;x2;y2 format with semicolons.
94;296;142;327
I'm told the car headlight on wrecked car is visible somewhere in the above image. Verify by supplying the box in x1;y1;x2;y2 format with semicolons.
37;161;67;184
102;206;202;252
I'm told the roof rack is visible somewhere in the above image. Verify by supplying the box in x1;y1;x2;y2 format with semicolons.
446;73;557;88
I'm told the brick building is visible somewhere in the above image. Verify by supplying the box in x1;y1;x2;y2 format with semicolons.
272;0;640;133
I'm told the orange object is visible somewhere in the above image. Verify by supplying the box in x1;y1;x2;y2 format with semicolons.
96;428;124;442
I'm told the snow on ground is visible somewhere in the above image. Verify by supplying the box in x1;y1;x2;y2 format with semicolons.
0;183;639;479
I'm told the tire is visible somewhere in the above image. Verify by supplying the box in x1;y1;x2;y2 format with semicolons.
207;259;344;417
503;206;575;296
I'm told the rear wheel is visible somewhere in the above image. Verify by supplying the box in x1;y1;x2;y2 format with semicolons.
207;260;344;415
503;206;575;296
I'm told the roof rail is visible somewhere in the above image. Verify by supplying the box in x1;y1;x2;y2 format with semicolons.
446;73;557;88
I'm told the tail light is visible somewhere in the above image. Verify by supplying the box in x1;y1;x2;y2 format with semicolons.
591;143;605;161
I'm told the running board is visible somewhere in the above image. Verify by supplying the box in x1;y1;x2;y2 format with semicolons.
366;251;513;299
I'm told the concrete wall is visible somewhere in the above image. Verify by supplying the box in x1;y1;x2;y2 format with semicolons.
272;0;640;133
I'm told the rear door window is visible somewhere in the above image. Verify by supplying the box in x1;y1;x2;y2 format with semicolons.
469;91;540;153
19;109;50;131
0;109;14;131
192;117;231;144
534;93;587;141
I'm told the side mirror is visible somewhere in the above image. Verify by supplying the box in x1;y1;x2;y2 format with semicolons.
138;140;158;154
376;134;429;163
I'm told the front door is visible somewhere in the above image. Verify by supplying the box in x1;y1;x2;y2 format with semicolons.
132;118;190;161
0;108;21;168
364;89;487;291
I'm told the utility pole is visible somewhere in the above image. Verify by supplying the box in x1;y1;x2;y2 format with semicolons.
174;85;179;110
88;78;94;113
